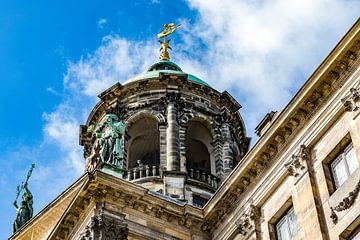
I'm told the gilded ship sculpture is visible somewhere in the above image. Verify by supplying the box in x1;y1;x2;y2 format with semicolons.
157;23;180;60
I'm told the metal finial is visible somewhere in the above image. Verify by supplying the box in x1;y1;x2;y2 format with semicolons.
157;23;181;61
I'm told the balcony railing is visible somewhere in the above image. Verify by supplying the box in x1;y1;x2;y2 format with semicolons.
124;164;160;181
187;168;220;189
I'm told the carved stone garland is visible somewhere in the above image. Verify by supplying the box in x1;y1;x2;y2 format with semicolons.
284;145;311;177
330;179;360;224
78;210;128;240
235;205;260;236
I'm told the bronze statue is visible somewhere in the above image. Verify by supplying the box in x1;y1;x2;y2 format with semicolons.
13;164;35;233
86;114;126;171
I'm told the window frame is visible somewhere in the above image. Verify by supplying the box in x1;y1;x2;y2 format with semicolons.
275;207;297;240
330;143;358;189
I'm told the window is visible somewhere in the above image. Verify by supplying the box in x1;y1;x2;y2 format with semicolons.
331;143;358;189
185;120;213;174
192;194;208;208
127;117;160;169
276;207;296;240
352;231;360;240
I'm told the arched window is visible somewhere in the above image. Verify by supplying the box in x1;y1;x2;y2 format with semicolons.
127;117;160;169
185;120;213;174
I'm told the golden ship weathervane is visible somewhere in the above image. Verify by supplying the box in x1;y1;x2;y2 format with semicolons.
157;23;181;61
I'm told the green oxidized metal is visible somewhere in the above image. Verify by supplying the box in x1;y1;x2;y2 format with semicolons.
13;164;35;233
124;60;210;87
97;114;126;167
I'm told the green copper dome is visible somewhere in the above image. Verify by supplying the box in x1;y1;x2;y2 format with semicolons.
124;60;210;87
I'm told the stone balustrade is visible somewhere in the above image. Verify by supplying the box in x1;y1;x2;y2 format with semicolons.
125;164;160;181
187;168;220;189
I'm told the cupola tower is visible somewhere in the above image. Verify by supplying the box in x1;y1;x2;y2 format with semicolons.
79;24;250;207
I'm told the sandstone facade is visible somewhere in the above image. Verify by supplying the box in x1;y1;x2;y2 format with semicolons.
9;19;360;240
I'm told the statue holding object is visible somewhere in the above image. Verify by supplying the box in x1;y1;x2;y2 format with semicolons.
86;114;125;171
157;23;181;61
13;164;35;233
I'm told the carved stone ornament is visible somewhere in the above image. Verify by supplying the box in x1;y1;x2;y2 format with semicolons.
284;145;310;177
78;210;128;240
330;179;360;224
341;85;360;112
235;205;260;236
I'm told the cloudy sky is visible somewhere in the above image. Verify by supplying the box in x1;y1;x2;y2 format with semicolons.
0;0;359;238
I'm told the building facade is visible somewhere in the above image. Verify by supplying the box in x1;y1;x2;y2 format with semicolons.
9;19;360;240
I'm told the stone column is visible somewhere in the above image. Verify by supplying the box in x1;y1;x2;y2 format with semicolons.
166;103;180;171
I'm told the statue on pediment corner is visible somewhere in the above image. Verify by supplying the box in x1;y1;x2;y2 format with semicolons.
13;164;35;233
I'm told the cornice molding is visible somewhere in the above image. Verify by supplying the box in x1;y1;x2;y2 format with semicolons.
49;171;205;240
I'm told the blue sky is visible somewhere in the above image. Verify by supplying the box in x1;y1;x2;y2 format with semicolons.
0;0;359;238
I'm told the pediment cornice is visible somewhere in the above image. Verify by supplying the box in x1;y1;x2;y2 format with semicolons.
202;18;360;230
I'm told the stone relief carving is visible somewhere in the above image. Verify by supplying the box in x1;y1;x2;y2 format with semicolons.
284;145;311;177
78;210;128;240
235;205;260;236
330;179;360;224
341;85;360;112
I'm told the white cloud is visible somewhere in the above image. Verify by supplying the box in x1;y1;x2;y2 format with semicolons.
64;36;158;97
178;0;360;137
97;18;108;29
43;103;83;173
43;36;158;173
43;0;360;175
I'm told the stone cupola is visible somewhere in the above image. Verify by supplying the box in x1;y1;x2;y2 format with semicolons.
79;59;250;207
80;24;250;207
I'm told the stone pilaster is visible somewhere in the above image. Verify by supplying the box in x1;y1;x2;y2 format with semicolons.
166;103;180;171
179;125;188;172
221;123;234;175
159;123;167;172
212;137;224;177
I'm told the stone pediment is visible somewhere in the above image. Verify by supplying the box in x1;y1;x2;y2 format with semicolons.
19;171;207;240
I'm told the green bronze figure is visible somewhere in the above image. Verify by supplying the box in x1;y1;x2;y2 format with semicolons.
13;164;35;233
97;114;125;167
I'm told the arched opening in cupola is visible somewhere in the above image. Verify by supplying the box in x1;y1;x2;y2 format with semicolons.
185;120;214;175
126;116;160;169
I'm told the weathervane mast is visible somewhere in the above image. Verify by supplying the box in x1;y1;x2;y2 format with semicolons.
157;23;181;61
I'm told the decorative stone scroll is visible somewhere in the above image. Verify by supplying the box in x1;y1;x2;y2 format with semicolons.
78;209;128;240
235;205;260;236
330;179;360;224
284;145;311;177
341;85;360;112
